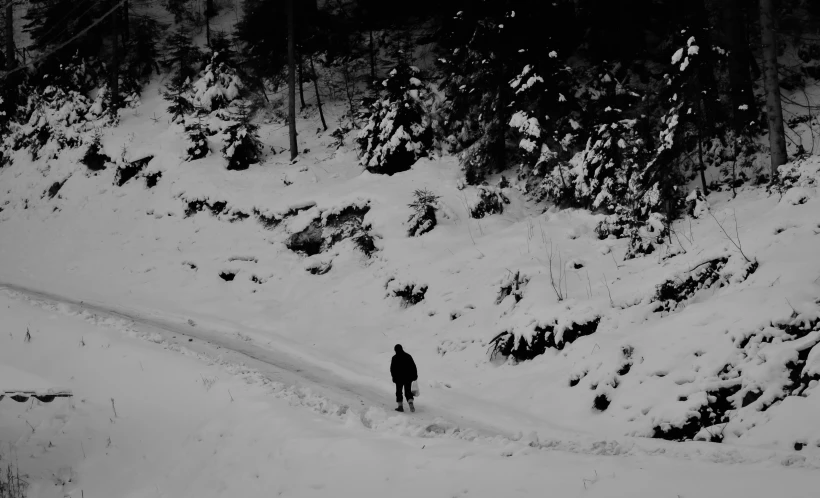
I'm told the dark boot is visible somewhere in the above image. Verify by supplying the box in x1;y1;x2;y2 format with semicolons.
408;400;415;412
395;403;404;412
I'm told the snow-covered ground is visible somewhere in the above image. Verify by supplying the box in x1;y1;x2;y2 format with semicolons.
3;290;820;498
2;13;820;492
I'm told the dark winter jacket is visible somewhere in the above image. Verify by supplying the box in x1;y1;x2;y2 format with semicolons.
390;345;418;384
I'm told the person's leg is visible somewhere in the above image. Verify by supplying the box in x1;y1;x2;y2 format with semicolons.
405;382;415;412
395;382;404;411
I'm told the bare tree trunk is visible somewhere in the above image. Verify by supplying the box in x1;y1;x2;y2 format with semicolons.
723;0;754;131
369;30;375;83
206;0;214;47
298;50;306;110
287;0;298;160
5;1;16;70
123;0;130;48
310;55;327;131
110;5;120;115
697;126;708;195
759;0;787;178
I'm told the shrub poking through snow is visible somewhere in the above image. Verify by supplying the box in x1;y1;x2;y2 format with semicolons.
686;188;709;218
407;188;440;237
651;256;758;313
496;270;529;305
221;122;261;170
468;185;508;219
304;256;333;275
385;277;428;307
355;63;433;175
80;131;110;171
488;315;602;362
184;121;209;160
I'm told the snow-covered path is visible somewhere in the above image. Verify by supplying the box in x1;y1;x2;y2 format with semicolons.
0;281;509;439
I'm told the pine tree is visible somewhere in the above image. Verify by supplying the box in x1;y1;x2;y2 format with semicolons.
162;27;202;85
355;63;433;175
438;3;514;183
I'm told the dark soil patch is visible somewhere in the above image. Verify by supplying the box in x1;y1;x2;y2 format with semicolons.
80;143;110;171
287;220;324;256
287;205;375;257
184;199;228;218
219;271;236;281
44;178;68;199
652;383;740;442
593;394;611;411
115;156;154;187
145;171;162;188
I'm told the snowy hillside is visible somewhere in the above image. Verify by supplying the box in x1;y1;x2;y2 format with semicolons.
1;73;820;457
3;0;820;495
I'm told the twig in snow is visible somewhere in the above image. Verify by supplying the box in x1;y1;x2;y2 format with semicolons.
601;274;614;308
110;398;118;418
81;442;86;459
228;389;234;402
79;337;85;347
610;252;622;269
785;298;799;317
25;421;35;433
669;226;689;254
24;327;31;343
708;209;752;263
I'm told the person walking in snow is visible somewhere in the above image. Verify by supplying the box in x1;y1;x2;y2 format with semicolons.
390;344;417;412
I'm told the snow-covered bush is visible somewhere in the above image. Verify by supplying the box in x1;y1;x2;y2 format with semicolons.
221;122;261;170
355;63;433;175
191;53;243;112
80;130;110;171
407;189;440;237
686;188;709;218
385;277;428;307
488;314;602;362
468;185;508;219
772;158;820;194
495;270;529;305
184;121;209;161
